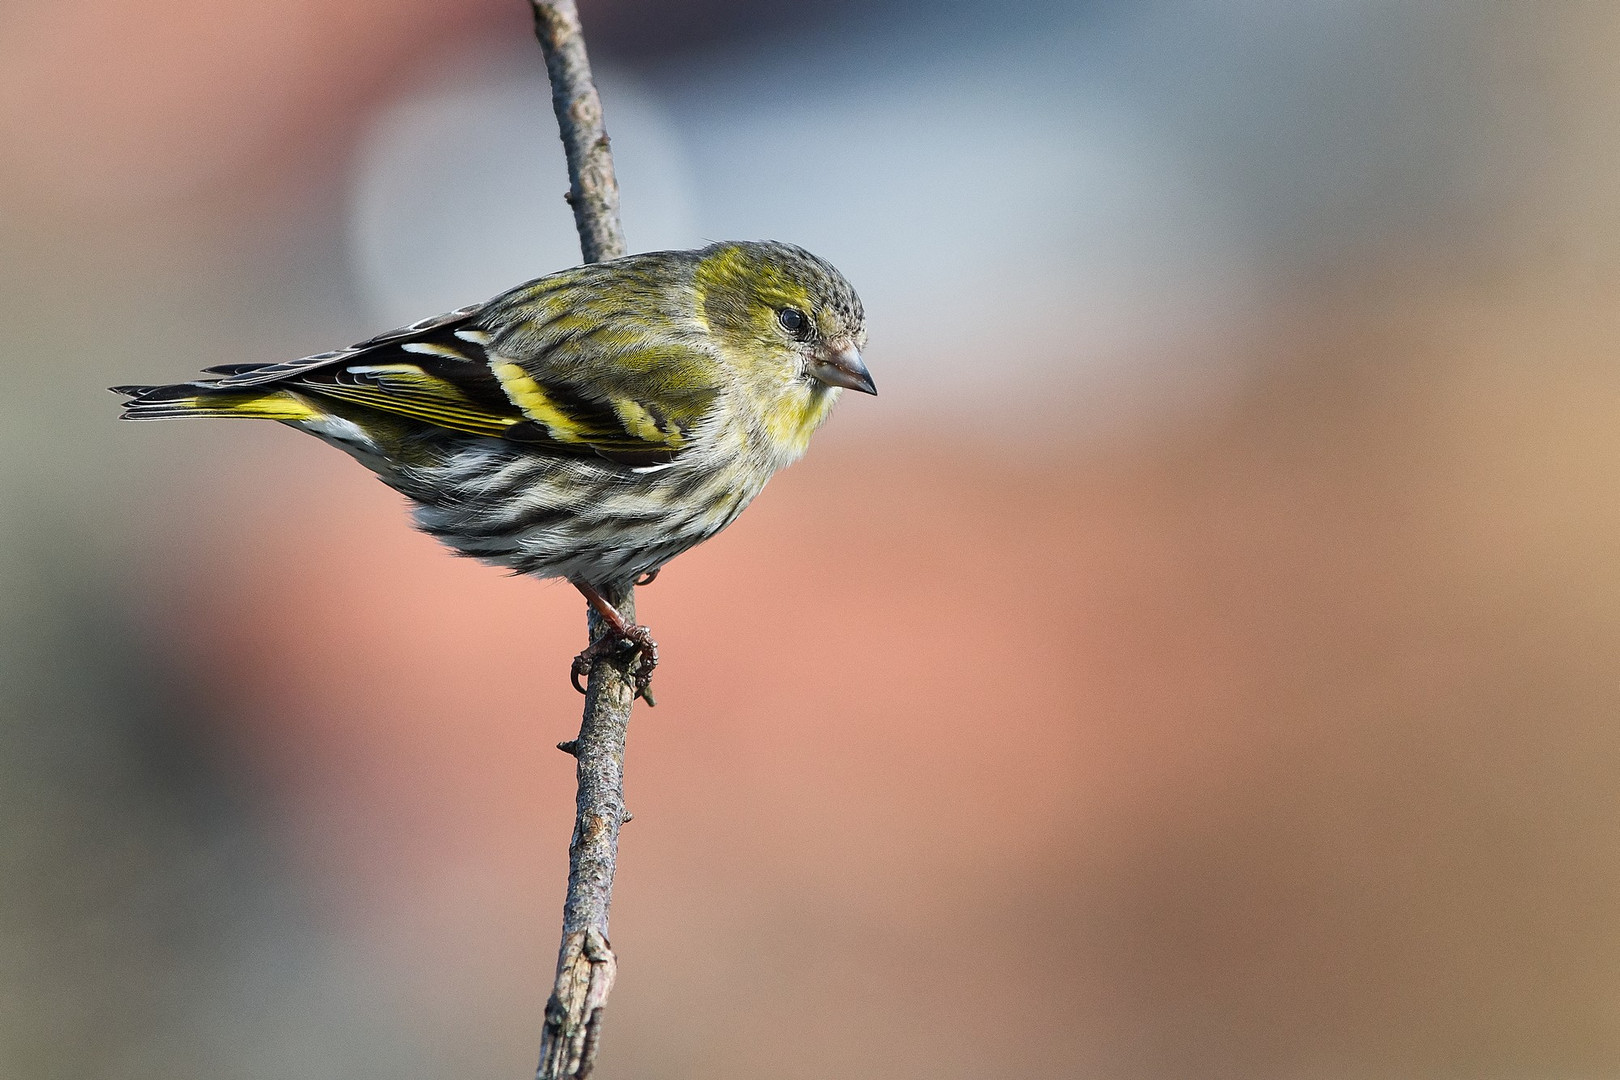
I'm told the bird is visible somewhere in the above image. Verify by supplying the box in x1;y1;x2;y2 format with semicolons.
113;240;873;700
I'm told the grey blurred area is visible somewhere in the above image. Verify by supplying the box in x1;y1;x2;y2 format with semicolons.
353;1;1527;419
0;214;448;1076
0;562;437;1080
4;1;1619;1078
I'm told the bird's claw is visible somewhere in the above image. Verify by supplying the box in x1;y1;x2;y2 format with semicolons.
571;623;659;704
634;569;659;586
624;624;658;703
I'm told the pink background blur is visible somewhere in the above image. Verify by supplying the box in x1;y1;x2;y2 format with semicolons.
7;3;1620;1078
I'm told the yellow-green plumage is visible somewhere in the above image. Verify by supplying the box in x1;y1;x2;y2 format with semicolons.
114;241;872;588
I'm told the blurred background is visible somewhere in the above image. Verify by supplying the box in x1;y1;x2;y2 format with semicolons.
6;1;1620;1077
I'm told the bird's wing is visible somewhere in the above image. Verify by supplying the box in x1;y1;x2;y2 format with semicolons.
205;265;723;468
478;266;725;468
206;305;487;387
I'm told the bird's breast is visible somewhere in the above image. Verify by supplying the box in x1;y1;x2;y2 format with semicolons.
756;383;839;467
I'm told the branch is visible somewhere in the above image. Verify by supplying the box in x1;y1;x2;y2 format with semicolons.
538;590;638;1080
531;0;626;264
528;4;633;1077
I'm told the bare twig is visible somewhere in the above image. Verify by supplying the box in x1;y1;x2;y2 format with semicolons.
530;0;626;264
538;583;638;1080
528;4;634;1077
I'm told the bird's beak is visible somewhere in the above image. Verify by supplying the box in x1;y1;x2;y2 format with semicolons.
808;343;876;395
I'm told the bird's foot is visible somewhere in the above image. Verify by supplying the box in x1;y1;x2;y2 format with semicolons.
634;569;660;586
570;625;658;703
571;581;659;704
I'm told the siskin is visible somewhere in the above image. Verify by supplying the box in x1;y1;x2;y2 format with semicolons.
114;241;873;698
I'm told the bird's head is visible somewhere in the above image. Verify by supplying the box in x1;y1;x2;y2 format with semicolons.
694;241;874;404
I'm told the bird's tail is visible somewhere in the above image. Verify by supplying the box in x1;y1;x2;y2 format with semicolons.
112;382;322;422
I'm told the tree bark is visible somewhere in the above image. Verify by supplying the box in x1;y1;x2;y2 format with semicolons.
530;0;626;264
528;4;633;1077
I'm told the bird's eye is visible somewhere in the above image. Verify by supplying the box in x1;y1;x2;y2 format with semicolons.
777;308;808;338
